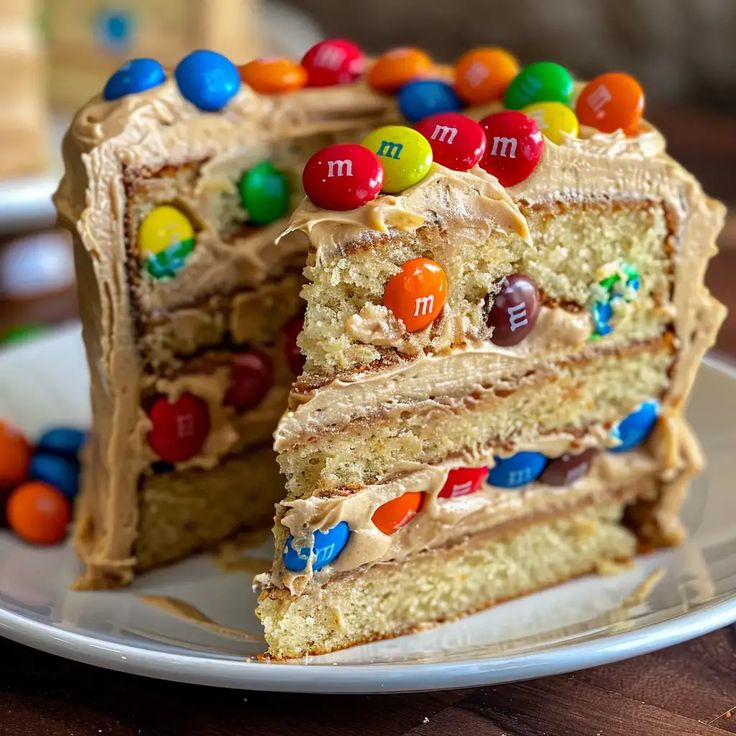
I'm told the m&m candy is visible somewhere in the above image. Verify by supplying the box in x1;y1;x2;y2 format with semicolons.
610;401;659;453
283;316;305;375
415;113;486;171
372;492;423;535
454;47;520;104
504;62;574;110
0;421;30;490
487;452;548;488
521;102;579;144
302;143;383;210
539;448;598;486
103;58;166;101
283;521;350;572
138;205;195;279
7;481;71;545
301;39;364;87
224;350;274;413
148;393;210;463
29;453;79;500
383;257;447;333
397;79;462;123
37;427;86;457
479;111;544;187
239;58;307;94
361;126;433;193
439;466;488;499
576;72;644;135
487;274;540;346
175;49;240;111
239;162;290;225
367;47;433;93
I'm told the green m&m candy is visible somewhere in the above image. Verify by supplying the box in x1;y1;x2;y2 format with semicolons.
239;161;290;226
504;62;574;110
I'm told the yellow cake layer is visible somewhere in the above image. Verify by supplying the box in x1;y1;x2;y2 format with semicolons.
258;502;636;659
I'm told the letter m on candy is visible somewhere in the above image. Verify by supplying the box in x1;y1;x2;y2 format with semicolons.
377;140;403;159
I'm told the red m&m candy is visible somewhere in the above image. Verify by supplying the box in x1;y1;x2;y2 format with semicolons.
479;111;544;187
576;72;644;135
372;491;423;535
415;113;486;171
383;257;448;333
224;350;274;413
303;143;383;211
439;466;488;499
148;393;210;463
7;481;71;545
301;39;364;87
283;316;305;375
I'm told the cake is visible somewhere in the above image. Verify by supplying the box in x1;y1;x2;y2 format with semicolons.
254;59;725;658
0;0;47;177
55;44;396;588
44;0;261;110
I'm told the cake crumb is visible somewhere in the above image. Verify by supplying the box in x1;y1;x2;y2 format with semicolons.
422;717;430;724
623;568;665;607
595;558;635;576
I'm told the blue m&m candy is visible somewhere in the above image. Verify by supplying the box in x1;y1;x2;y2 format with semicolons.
175;50;240;112
282;521;350;572
103;58;166;101
397;79;463;123
29;452;80;500
610;401;659;453
37;427;86;458
487;451;548;488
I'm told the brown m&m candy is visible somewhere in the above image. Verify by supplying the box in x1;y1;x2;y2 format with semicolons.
539;448;598;486
486;274;540;346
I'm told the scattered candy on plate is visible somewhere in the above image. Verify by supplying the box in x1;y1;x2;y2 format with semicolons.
367;47;433;93
29;453;79;500
454;47;520;104
239;58;307;94
302;143;383;210
383;257;448;332
175;49;240;112
372;492;423;535
7;481;71;545
479;110;544;187
283;521;351;572
37;427;86;457
361;125;433;193
397;79;463;123
301;39;364;87
415;113;486;171
576;72;644;135
0;421;31;490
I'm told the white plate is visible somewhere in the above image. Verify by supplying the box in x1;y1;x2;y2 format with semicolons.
0;325;735;693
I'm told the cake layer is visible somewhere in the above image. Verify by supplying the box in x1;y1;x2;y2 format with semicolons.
138;271;303;371
258;502;636;659
135;444;282;573
278;338;673;496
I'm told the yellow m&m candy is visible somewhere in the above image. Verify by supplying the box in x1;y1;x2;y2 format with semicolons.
521;102;579;144
138;205;195;279
360;126;433;194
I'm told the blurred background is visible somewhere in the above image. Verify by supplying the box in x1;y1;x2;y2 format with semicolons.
0;0;734;352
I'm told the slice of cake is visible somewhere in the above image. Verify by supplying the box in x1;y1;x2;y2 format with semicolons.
256;66;725;657
55;43;396;588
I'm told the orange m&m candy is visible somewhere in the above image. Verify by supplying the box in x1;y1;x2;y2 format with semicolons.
239;58;308;94
372;492;423;535
0;420;31;490
368;47;433;93
576;72;644;135
7;481;71;545
455;47;520;104
383;257;448;332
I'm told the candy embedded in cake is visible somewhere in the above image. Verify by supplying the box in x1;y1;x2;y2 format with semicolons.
55;40;399;588
256;52;726;658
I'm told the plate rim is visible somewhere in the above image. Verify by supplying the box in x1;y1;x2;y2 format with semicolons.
1;351;735;693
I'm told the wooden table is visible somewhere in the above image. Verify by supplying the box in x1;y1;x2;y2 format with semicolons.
1;108;735;735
